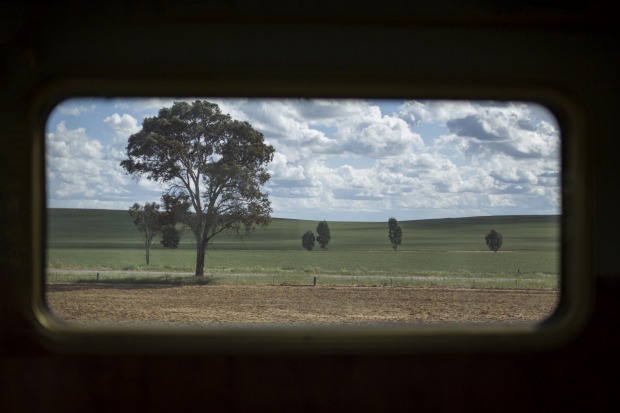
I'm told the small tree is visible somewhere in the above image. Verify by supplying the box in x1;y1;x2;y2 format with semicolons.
388;217;403;251
485;229;503;252
316;221;331;251
128;202;162;265
301;231;316;251
160;226;181;249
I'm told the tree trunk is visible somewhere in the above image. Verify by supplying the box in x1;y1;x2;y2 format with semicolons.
195;242;206;276
145;240;150;265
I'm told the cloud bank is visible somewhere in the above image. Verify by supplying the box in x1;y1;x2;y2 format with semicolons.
46;99;560;220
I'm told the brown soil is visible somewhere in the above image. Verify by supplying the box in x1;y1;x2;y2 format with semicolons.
45;284;559;326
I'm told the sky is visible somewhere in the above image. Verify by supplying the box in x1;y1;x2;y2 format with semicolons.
45;98;561;222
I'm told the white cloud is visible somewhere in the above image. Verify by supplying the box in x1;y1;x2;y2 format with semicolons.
46;121;132;202
47;122;103;159
441;102;560;160
103;113;141;141
269;152;307;181
57;103;95;117
399;100;478;125
112;98;178;114
335;105;424;158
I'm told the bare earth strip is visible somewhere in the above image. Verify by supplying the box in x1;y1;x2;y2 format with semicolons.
45;284;558;326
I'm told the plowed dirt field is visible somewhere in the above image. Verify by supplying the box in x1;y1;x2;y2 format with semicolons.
46;284;558;326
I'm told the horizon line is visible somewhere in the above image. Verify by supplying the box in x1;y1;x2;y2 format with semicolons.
47;207;560;223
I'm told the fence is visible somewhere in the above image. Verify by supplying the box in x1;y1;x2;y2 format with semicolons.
46;270;560;290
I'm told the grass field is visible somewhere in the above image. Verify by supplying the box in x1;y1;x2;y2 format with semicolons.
46;209;560;289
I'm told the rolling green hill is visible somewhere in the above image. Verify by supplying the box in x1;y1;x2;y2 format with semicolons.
47;208;559;252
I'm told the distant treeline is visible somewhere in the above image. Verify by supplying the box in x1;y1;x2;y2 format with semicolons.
47;208;560;252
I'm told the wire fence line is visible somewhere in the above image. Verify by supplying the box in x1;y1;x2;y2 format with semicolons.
46;269;560;290
212;273;559;290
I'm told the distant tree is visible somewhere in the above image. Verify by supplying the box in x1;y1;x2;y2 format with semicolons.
128;202;162;265
485;229;503;252
316;221;331;251
388;217;403;251
160;226;181;249
301;231;316;251
158;193;189;249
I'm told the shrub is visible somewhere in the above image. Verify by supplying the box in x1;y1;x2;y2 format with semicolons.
160;226;181;248
301;230;316;251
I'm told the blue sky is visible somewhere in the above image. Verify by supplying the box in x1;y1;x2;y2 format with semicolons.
46;98;560;221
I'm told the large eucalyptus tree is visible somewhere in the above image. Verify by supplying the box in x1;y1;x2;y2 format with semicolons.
121;100;275;276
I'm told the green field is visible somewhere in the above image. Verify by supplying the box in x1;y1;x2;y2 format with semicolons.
47;209;560;288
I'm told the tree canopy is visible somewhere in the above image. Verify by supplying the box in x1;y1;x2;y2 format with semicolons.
121;100;275;276
301;230;316;251
388;217;403;251
316;221;331;251
485;229;503;252
160;226;181;249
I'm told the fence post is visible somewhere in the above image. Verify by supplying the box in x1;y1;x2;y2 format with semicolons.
96;272;99;282
313;276;317;286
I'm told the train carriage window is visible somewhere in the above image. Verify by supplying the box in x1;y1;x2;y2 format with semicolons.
43;97;562;332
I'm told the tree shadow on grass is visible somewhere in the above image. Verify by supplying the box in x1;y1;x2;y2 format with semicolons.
45;280;211;292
